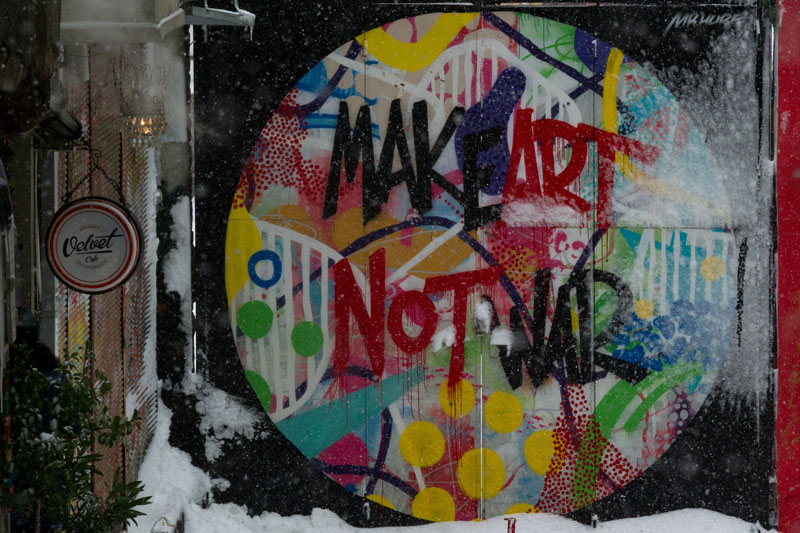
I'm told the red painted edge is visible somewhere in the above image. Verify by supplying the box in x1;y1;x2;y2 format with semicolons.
777;1;800;531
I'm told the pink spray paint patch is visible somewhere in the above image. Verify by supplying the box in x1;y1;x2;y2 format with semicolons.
318;433;369;487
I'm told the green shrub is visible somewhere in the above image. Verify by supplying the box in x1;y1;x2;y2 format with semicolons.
1;344;151;532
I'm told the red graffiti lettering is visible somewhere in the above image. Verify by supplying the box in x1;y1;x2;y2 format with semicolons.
589;125;661;227
424;267;501;386
387;290;438;353
333;254;507;385
503;110;662;227
538;118;591;214
503;108;541;201
333;248;386;378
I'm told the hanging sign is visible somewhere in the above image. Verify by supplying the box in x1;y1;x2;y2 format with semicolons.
46;197;142;293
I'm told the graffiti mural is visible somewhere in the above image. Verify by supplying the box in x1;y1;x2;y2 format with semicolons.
225;12;739;521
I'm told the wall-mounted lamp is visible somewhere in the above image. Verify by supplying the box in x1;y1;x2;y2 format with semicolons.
120;55;168;148
124;113;166;148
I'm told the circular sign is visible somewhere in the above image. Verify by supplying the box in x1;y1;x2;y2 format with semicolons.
226;13;735;521
46;197;142;293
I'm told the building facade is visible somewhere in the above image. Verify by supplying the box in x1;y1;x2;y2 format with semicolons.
4;0;800;531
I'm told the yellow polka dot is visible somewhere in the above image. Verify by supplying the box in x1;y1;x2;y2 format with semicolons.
365;493;395;510
700;255;725;281
438;378;475;418
399;421;445;467
524;430;560;476
485;391;523;433
634;299;654;319
456;448;506;499
412;487;455;522
505;503;540;515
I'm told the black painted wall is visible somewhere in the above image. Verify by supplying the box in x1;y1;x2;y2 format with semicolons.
184;1;773;526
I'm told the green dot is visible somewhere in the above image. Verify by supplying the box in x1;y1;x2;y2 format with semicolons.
237;301;273;339
245;370;271;413
291;321;324;357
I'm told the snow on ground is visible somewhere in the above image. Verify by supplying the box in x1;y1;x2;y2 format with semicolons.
128;399;213;533
183;372;262;462
129;395;775;533
180;505;775;533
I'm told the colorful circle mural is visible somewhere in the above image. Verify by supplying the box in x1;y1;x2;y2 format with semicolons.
225;12;735;521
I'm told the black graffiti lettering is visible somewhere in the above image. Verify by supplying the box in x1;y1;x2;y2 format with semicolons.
497;268;551;388
323;101;375;219
413;101;465;213
462;126;504;231
546;273;585;382
326;99;468;224
552;269;648;385
498;268;649;388
363;99;417;223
